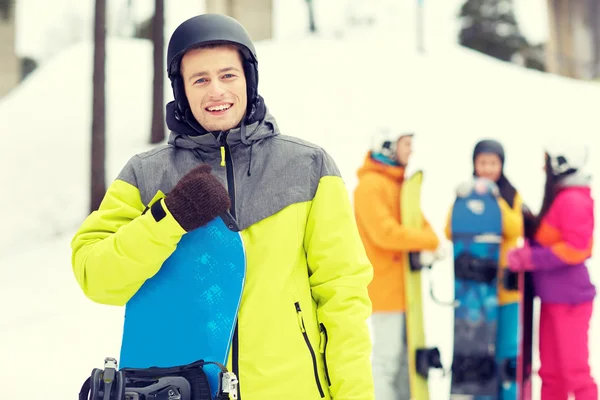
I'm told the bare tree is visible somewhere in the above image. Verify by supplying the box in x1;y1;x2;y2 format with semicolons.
90;0;106;212
306;0;317;33
0;0;19;98
0;0;14;20
150;0;165;144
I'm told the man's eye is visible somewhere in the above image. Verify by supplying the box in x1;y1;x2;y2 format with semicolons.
223;74;235;79
194;78;206;84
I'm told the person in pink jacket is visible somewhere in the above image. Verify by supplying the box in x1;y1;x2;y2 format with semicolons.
508;142;596;400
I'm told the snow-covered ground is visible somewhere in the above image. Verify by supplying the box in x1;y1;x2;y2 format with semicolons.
1;1;599;399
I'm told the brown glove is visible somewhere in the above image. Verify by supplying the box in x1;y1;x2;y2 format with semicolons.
164;164;231;231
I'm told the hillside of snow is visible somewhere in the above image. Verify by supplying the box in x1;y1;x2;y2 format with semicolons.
1;1;599;399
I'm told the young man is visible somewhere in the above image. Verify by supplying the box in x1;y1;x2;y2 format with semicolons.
353;129;440;400
71;14;374;400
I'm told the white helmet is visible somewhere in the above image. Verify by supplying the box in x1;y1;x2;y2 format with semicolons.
371;127;414;161
544;141;589;177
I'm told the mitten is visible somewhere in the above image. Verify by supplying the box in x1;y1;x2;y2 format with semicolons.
507;245;536;272
164;164;231;231
420;245;447;266
456;177;500;198
473;177;500;197
456;180;475;198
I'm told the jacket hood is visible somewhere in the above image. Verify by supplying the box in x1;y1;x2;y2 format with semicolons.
357;152;405;182
166;100;280;151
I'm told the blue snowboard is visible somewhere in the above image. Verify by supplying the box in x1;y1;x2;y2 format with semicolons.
450;178;502;399
119;215;246;399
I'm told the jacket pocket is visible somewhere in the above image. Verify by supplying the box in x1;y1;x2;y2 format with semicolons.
295;302;325;398
319;323;332;386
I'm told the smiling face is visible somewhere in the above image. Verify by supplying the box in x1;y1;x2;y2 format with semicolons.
180;45;248;132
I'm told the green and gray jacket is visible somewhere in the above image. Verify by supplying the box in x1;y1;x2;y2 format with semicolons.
71;110;374;399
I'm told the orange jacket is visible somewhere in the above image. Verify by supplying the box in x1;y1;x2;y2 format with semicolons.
354;153;440;312
444;193;523;304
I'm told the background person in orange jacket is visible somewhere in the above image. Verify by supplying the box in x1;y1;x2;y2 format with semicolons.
354;129;440;400
444;139;524;379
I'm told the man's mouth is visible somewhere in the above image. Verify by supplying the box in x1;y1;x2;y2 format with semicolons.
206;103;233;112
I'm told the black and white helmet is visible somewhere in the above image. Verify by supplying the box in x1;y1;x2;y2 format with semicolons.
371;127;414;161
545;141;589;177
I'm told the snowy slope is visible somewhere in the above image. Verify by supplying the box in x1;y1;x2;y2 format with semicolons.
2;1;599;399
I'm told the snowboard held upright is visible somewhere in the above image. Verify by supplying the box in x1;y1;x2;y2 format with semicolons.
79;214;246;400
449;178;534;400
401;170;444;400
450;178;503;399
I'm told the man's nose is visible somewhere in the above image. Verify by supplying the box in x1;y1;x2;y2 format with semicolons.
208;80;226;97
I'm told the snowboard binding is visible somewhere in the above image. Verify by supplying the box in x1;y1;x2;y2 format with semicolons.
409;252;427;271
454;253;497;284
502;268;519;291
500;357;517;382
79;357;126;400
415;347;445;378
451;354;496;385
79;357;237;400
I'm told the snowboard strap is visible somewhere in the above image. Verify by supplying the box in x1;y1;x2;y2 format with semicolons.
451;354;497;385
502;269;519;291
454;252;497;283
415;347;445;378
80;358;237;400
500;357;517;382
79;357;126;400
121;359;234;400
408;252;424;271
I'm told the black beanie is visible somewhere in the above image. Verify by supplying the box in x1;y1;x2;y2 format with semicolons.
473;139;505;165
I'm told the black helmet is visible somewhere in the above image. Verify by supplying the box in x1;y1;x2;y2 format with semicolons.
166;14;261;125
473;139;505;164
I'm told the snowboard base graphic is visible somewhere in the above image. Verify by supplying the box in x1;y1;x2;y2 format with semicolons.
450;178;502;399
119;215;246;399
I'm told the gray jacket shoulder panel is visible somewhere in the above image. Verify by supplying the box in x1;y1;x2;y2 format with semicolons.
116;145;173;185
113;134;344;229
233;135;342;229
115;145;205;206
267;134;341;176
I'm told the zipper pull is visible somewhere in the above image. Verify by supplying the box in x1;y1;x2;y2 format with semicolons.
319;330;326;352
220;146;226;167
294;302;306;332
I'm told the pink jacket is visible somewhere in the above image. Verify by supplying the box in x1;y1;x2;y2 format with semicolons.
528;176;596;304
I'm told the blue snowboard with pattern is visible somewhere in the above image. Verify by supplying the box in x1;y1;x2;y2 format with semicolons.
450;178;502;399
119;215;246;399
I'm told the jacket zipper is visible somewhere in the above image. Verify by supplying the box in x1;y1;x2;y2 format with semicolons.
319;323;331;386
295;302;325;398
220;132;240;399
219;134;236;218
